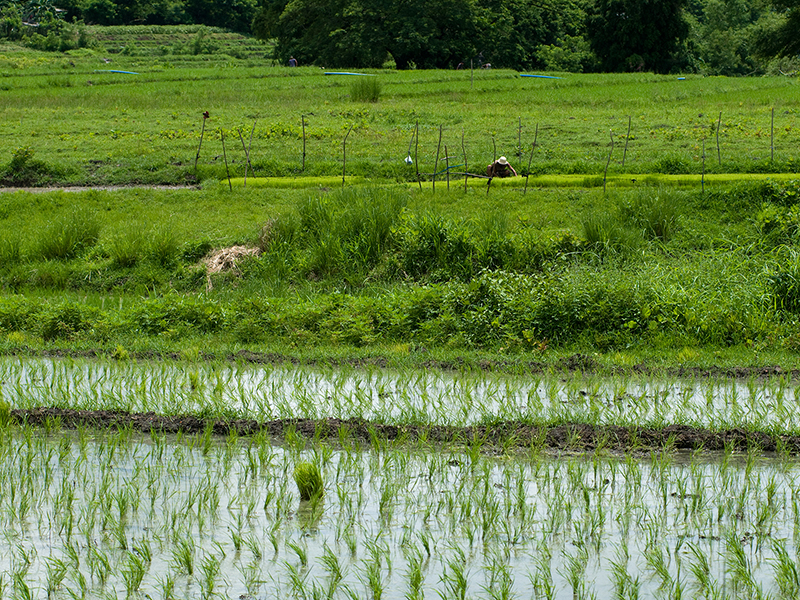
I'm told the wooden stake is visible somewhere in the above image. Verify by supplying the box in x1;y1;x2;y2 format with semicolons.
415;121;422;191
194;113;208;177
445;144;450;191
517;117;522;161
771;107;775;163
524;123;538;195
622;116;631;168
603;129;613;194
701;138;706;194
342;123;353;187
221;129;232;191
302;115;307;171
462;128;468;194
237;128;252;188
716;111;722;166
433;125;442;194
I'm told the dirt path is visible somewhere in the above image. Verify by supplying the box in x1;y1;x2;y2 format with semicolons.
12;407;798;455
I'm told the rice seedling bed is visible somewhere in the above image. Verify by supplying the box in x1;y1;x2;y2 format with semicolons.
3;415;800;600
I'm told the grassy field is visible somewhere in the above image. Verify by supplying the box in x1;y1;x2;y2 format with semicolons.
0;42;798;186
1;35;800;370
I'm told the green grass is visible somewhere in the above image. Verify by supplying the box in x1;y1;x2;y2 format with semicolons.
0;40;797;186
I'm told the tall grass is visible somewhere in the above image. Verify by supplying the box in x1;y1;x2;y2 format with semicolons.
350;77;382;102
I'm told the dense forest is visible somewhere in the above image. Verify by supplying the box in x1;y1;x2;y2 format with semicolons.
1;0;798;74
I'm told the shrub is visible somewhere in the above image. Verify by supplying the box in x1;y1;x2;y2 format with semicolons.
0;147;60;186
350;77;381;102
294;462;323;501
39;302;97;341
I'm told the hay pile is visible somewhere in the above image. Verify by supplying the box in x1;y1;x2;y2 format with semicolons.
204;246;260;290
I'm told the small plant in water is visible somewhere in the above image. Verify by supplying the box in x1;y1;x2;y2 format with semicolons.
294;462;323;501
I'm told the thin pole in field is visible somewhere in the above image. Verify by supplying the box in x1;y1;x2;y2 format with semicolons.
237;127;253;187
621;116;631;168
221;129;232;191
433;125;442;194
492;135;497;162
247;119;256;174
603;129;613;194
702;138;707;192
462;128;468;193
342;123;353;187
415;121;422;191
771;107;775;163
517;117;522;161
524;123;538;195
194;111;209;178
716;111;722;166
302;115;307;171
445;144;450;191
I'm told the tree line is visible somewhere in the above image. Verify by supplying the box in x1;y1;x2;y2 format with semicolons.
1;0;798;74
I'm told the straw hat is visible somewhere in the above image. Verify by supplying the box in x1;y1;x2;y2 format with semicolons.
497;156;508;165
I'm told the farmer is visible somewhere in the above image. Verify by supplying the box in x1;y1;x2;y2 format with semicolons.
486;156;517;178
288;56;298;67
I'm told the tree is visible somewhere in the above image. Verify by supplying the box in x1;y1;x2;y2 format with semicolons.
685;0;770;75
260;0;481;69
586;0;690;72
754;0;800;58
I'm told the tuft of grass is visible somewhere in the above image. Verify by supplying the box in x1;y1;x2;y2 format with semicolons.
350;77;382;102
36;209;101;260
294;462;323;501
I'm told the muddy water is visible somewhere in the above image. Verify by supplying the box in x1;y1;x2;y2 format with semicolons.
0;425;796;600
2;357;799;430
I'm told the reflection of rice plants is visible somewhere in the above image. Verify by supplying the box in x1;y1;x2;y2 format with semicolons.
5;360;800;599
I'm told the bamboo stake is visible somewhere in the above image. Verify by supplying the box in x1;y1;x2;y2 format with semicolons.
415;121;422;191
221;129;232;191
194;111;209;178
524;123;538;195
701;138;706;194
237;128;251;187
517;117;522;161
622;116;631;168
302;115;307;171
247;119;256;175
716;111;722;166
433;125;442;194
462;128;468;194
445;145;450;191
603;129;613;194
771;107;775;163
342;123;353;187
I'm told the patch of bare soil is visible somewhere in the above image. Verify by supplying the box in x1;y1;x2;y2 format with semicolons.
12;408;800;455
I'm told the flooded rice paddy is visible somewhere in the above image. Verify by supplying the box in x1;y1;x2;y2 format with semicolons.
2;358;800;430
2;358;800;599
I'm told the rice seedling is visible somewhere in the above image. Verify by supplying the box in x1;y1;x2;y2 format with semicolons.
294;462;324;501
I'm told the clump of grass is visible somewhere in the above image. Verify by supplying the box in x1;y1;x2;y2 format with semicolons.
294;462;323;501
36;209;101;260
106;228;147;267
350;77;381;102
619;188;681;242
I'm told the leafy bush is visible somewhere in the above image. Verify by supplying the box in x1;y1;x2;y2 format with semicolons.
39;302;98;340
0;147;63;186
350;77;382;102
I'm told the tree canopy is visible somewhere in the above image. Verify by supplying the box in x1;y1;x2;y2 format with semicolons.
586;0;690;73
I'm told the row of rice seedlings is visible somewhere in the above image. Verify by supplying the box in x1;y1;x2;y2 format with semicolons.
3;415;800;598
4;358;800;434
